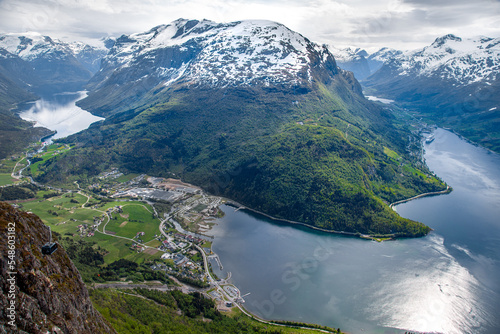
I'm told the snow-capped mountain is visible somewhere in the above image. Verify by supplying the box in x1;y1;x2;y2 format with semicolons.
328;46;371;80
380;34;500;85
364;34;500;152
61;20;430;237
0;32;108;94
82;18;357;116
366;47;402;74
0;32;75;61
68;38;114;74
90;19;338;90
327;46;401;80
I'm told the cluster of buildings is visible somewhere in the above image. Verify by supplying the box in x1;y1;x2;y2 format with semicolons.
76;223;97;237
113;187;182;201
130;243;146;252
98;169;124;180
177;233;204;244
157;232;203;253
134;231;145;243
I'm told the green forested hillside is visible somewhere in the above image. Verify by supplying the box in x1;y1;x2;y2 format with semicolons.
36;74;445;237
90;288;341;333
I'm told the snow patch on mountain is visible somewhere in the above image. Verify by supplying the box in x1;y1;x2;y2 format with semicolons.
0;32;73;61
101;19;335;88
328;46;366;63
327;45;401;80
366;47;402;74
0;32;112;74
389;34;500;85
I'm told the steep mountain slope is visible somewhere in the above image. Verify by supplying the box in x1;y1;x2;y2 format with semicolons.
0;106;51;159
0;202;115;333
0;33;110;158
40;19;446;237
0;32;94;94
364;34;500;152
0;48;52;159
328;46;401;80
365;47;402;75
68;37;115;74
328;46;371;80
0;47;41;97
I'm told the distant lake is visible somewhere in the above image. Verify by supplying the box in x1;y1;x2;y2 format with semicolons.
208;128;500;334
19;91;103;140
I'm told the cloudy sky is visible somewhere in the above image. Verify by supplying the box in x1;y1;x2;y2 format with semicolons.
1;0;499;51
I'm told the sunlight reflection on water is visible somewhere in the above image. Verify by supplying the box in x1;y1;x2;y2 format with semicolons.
365;234;490;334
210;129;500;333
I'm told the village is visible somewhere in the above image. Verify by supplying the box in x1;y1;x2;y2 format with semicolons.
82;170;244;310
6;144;248;313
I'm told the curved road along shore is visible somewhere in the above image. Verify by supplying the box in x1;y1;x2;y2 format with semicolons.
389;185;451;208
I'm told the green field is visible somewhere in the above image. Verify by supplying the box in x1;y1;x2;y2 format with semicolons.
0;157;19;186
29;144;71;177
103;203;160;241
0;173;17;186
22;196;101;231
20;193;164;264
91;232;162;264
383;146;400;160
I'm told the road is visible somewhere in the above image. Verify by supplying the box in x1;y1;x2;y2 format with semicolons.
389;185;451;208
160;203;241;304
11;154;30;179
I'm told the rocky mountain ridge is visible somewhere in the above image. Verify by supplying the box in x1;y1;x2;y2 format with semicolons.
378;34;500;85
0;32;111;94
99;19;335;87
80;18;347;116
0;202;115;334
328;45;401;80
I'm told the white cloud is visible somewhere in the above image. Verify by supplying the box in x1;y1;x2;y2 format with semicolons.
0;0;499;51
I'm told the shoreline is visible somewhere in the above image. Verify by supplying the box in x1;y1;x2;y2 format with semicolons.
442;128;500;156
221;199;393;241
217;184;451;241
389;185;452;209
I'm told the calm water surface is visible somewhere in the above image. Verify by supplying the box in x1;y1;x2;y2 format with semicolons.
209;128;500;334
19;91;103;139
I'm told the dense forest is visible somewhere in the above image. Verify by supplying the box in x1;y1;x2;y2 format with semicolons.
35;81;445;237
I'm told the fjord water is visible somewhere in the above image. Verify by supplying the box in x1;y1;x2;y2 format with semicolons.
19;91;103;139
209;128;500;334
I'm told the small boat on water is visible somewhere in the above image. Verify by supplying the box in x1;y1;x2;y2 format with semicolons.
425;135;435;144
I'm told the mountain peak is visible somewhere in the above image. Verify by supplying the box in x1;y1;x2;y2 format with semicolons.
0;31;69;61
364;33;500;153
373;34;500;86
432;33;462;47
95;18;338;92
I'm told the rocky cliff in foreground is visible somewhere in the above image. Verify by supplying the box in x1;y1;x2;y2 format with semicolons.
0;202;115;334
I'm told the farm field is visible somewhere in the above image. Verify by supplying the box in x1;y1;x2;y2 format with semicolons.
20;192;163;264
0;157;22;186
